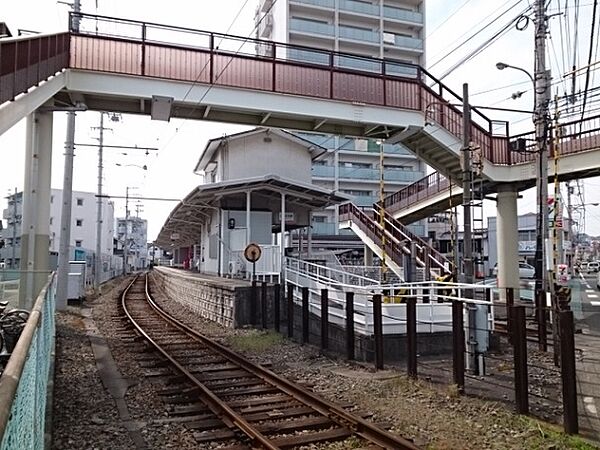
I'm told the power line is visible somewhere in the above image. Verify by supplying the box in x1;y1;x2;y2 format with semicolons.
579;0;599;120
158;0;279;154
438;5;532;80
428;0;528;71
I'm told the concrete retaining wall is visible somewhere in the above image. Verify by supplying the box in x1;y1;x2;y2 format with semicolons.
151;268;453;361
151;267;257;328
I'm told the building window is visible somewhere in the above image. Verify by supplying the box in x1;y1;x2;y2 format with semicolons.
75;240;83;247
76;198;84;206
50;195;54;203
76;219;83;227
49;217;53;225
312;216;326;223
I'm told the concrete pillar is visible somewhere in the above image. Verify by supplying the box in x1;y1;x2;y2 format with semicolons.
497;185;520;300
19;110;53;309
364;244;374;266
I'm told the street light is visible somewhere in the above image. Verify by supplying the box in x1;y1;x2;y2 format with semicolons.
496;62;535;84
116;163;147;170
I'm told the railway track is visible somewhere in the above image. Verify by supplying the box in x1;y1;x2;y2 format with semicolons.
121;274;419;449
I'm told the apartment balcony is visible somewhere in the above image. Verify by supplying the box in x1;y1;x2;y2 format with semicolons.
383;6;423;25
388;34;423;51
339;25;380;43
291;0;335;9
288;47;330;66
289;18;335;37
339;0;379;16
312;165;424;182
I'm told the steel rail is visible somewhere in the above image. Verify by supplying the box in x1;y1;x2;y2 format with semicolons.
141;274;420;450
121;275;278;450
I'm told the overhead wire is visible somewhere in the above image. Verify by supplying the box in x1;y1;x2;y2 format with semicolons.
438;5;533;80
579;0;599;120
156;0;278;155
428;0;527;71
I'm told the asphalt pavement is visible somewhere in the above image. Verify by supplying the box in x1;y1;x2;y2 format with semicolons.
570;272;600;442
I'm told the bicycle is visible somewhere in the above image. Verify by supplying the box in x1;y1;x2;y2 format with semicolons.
0;301;30;375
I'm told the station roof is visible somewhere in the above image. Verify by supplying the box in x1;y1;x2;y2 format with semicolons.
155;174;350;248
194;128;327;173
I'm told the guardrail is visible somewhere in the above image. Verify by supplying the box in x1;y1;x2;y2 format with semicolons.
0;273;56;450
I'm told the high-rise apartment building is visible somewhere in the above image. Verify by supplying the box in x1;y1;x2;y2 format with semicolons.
255;0;427;246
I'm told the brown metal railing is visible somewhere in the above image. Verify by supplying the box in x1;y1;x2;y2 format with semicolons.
373;208;452;272
66;12;511;162
339;203;406;269
0;33;70;105
339;202;451;275
383;171;453;214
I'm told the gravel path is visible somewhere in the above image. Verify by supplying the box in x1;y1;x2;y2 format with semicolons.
51;275;598;449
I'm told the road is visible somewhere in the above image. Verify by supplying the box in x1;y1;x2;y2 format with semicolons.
570;272;600;332
569;272;600;441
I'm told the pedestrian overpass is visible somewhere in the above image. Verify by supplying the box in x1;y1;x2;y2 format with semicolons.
2;12;600;295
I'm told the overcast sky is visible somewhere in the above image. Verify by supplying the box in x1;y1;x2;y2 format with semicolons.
1;0;599;241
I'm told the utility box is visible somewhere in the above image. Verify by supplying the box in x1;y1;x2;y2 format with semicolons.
67;261;87;300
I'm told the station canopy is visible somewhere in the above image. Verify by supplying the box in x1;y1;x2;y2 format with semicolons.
155;174;350;248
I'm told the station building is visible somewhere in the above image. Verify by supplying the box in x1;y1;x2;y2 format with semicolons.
156;128;348;280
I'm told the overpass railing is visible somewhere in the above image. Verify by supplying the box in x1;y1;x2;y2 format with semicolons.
382;171;454;213
0;33;69;105
0;274;56;450
67;12;510;161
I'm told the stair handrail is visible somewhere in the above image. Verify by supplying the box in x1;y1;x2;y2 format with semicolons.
339;203;406;268
373;208;452;272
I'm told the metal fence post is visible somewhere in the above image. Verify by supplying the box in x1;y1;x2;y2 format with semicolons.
407;296;417;378
250;280;257;325
261;281;268;329
346;292;355;360
560;309;578;434
287;283;294;339
512;305;529;414
321;289;329;350
506;287;514;344
536;290;548;352
274;283;280;333
373;294;384;370
302;286;309;344
452;300;465;393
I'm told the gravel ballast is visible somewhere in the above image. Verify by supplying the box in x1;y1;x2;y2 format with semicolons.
50;275;598;449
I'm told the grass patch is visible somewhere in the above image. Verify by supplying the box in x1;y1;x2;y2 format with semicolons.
518;416;599;449
227;330;284;353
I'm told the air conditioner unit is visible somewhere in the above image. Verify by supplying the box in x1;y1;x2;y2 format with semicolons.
228;260;241;276
383;32;395;44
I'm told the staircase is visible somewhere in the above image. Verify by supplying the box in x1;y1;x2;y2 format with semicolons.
339;203;452;280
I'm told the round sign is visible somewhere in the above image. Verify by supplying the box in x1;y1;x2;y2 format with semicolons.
244;243;262;263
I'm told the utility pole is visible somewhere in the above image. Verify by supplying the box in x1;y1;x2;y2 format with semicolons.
532;0;556;363
94;113;105;292
10;188;17;269
566;182;574;272
461;83;477;374
378;140;387;285
124;187;131;275
56;0;82;310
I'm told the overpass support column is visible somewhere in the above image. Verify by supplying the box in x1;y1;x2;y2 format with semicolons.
364;245;374;266
497;185;520;302
19;110;53;309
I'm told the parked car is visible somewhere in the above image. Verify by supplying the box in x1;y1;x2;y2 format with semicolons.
492;262;535;279
587;261;600;273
